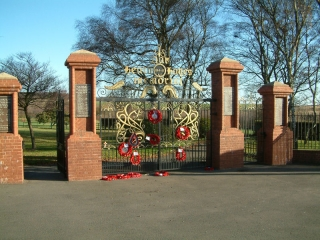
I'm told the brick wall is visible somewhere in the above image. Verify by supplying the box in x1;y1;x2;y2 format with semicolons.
206;58;244;170
257;82;293;165
0;73;23;184
65;50;101;181
0;134;23;183
292;150;320;165
218;129;244;169
262;127;293;165
66;132;101;181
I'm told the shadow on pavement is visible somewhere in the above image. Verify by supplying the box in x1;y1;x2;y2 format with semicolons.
168;163;320;176
24;165;66;181
23;163;320;181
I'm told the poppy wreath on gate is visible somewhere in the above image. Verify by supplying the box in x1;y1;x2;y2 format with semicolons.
130;151;141;165
175;126;190;140
176;147;186;161
146;134;161;146
118;142;133;157
148;109;162;124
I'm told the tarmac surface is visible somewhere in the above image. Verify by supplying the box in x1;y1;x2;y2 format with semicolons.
1;164;320;240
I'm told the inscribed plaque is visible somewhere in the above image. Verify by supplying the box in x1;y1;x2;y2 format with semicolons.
76;84;92;118
275;98;284;126
224;87;234;116
0;95;12;132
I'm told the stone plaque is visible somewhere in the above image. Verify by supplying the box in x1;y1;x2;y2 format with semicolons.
275;98;284;126
76;84;92;118
0;95;12;133
224;87;234;116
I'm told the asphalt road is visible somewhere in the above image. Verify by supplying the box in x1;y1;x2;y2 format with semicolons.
1;164;320;240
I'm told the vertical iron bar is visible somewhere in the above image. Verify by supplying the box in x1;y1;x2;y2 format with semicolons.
99;100;102;138
158;99;161;170
318;113;320;149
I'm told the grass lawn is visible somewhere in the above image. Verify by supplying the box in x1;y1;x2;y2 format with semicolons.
19;125;319;166
19;127;57;165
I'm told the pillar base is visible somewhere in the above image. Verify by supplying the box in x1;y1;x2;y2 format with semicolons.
66;132;102;181
263;127;293;165
0;134;23;184
207;128;244;170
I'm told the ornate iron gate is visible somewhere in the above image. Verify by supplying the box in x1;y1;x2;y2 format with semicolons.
98;97;209;174
239;97;263;163
56;93;66;175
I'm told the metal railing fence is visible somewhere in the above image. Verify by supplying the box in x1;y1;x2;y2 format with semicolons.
290;112;320;150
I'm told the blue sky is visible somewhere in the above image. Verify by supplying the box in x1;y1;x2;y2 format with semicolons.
0;0;113;87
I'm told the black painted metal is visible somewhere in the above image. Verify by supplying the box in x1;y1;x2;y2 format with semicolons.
56;93;66;176
239;99;263;163
99;98;209;174
290;112;320;150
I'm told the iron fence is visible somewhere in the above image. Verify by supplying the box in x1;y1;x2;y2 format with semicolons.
290;112;320;150
239;98;263;163
56;94;66;176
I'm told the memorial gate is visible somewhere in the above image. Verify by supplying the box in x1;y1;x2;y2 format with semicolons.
62;48;253;180
0;47;295;183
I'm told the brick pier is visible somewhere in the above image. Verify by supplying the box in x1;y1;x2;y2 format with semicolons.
65;50;102;181
206;58;244;169
0;72;23;183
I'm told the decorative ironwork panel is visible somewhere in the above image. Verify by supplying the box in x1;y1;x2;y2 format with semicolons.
98;98;209;174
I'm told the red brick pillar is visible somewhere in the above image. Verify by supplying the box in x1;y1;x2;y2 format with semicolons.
206;58;244;169
258;82;293;165
0;72;23;183
65;50;102;181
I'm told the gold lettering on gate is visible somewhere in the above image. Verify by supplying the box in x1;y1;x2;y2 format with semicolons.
106;45;197;98
124;45;192;86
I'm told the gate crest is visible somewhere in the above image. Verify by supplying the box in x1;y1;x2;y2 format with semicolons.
98;46;209;174
101;45;204;99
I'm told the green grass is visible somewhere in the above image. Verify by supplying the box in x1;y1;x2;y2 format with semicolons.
295;139;320;150
19;123;319;166
242;128;320;150
19;127;57;165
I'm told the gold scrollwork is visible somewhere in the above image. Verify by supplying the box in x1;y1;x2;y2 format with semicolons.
162;85;178;98
173;104;200;140
116;103;145;143
102;102;115;111
140;85;157;98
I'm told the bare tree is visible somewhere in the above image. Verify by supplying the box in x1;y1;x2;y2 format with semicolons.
0;52;62;149
300;37;320;144
227;0;280;90
74;0;224;98
172;0;225;98
227;0;320;107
